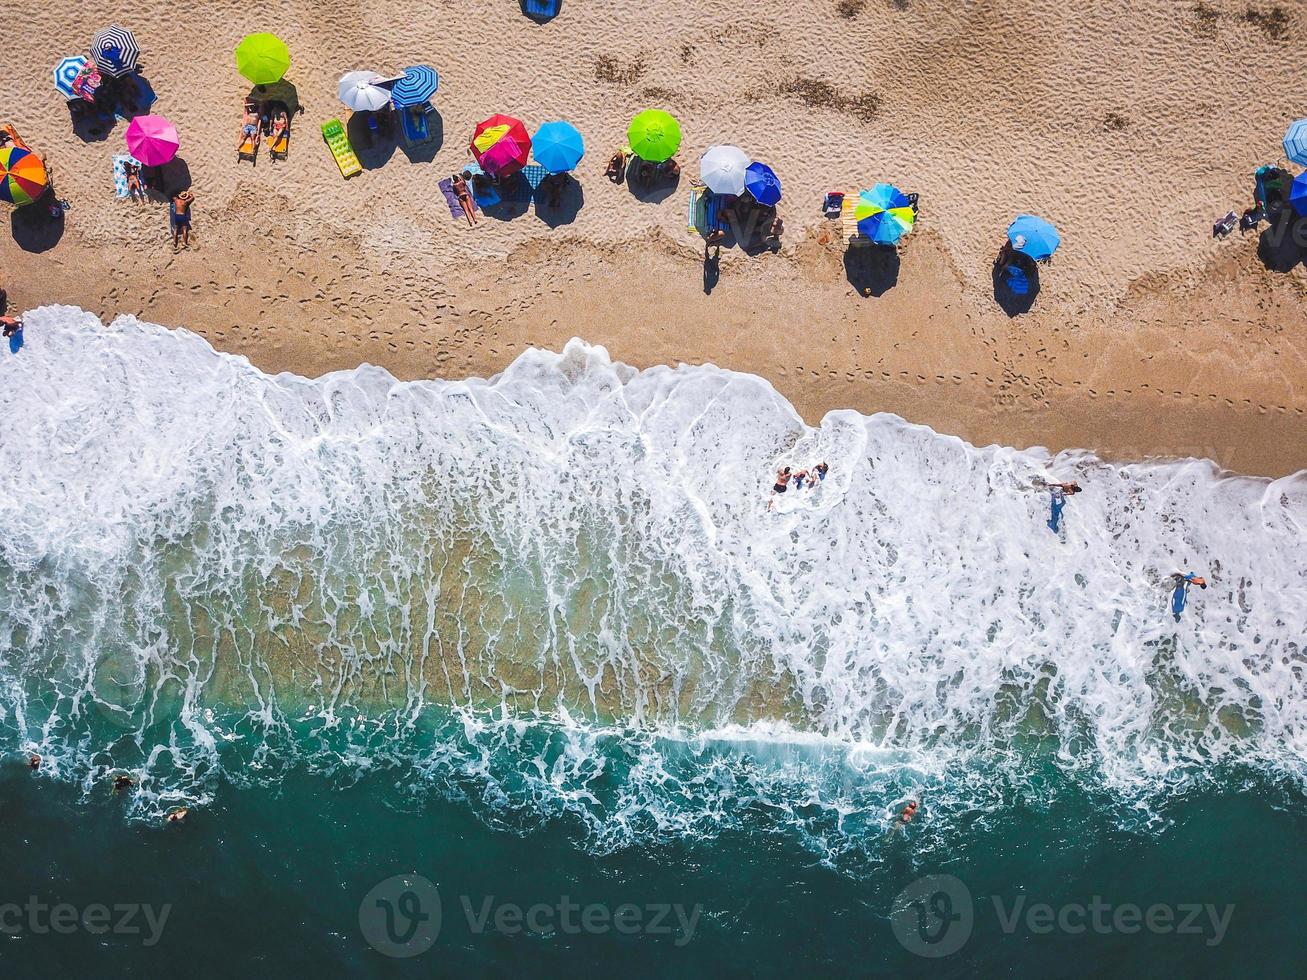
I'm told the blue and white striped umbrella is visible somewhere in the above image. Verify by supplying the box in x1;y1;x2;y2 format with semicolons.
1284;119;1307;167
91;25;140;77
389;65;439;108
53;55;88;99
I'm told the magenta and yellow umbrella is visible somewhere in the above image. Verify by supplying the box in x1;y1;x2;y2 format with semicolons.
470;114;531;178
0;146;49;206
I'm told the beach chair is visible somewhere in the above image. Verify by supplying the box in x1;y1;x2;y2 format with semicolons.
398;104;431;144
322;119;361;178
238;130;260;166
269;120;290;162
523;0;561;20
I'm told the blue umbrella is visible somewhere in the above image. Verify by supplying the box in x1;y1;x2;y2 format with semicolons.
1290;171;1307;216
53;55;88;99
743;162;781;206
1285;120;1307;167
532;120;585;173
389;64;439;108
1007;214;1060;260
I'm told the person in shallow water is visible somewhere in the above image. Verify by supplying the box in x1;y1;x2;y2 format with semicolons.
1046;481;1081;532
1171;571;1208;621
767;466;793;509
165;807;189;825
890;799;919;833
112;773;135;792
28;754;40;770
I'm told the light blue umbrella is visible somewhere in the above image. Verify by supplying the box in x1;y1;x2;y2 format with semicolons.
54;55;88;99
389;65;439;108
855;183;915;244
744;162;781;206
1284;119;1307;167
532;120;584;173
1007;214;1060;260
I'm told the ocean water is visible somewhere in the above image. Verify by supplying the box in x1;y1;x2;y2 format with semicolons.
1;306;1305;975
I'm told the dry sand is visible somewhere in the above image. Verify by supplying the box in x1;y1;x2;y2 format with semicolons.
3;0;1306;475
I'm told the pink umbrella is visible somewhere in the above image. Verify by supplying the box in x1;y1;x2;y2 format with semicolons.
125;115;179;166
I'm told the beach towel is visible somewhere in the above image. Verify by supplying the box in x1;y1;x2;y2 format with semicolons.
113;154;141;199
521;164;547;194
438;177;479;222
524;0;561;18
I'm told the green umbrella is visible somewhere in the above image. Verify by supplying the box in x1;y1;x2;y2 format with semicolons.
627;109;681;162
235;33;290;85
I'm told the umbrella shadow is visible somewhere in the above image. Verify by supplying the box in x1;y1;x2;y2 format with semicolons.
480;173;532;221
1257;211;1306;273
10;193;66;253
535;176;584;227
69;102;114;142
844;243;900;296
992;257;1040;316
626;159;680;204
248;80;302;119
397;109;444;165
347;111;398;169
104;73;156;120
143;156;193;199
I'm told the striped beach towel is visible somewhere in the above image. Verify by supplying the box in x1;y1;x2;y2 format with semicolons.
113;154;141;199
842;193;868;245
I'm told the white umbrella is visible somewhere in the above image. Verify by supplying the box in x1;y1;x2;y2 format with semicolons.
338;71;394;112
699;144;751;195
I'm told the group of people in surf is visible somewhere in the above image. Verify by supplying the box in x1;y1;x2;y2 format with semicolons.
767;462;829;510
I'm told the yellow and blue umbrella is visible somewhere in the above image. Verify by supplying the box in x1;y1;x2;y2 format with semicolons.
1285;119;1307;167
533;120;584;173
0;146;50;206
390;65;439;108
1007;214;1060;260
855;183;915;244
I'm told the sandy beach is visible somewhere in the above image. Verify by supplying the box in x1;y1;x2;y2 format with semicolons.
3;0;1305;475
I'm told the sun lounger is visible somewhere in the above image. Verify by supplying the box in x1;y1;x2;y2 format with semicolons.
238;130;259;165
322;119;361;178
269;123;290;162
398;105;431;144
523;0;561;20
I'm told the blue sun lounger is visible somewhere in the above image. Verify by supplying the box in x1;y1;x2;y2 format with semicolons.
398;104;432;144
523;0;561;20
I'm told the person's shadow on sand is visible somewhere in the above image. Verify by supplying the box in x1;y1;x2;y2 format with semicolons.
844;244;899;297
626;161;680;204
10;193;65;253
1257;212;1306;273
992;258;1040;316
703;246;721;294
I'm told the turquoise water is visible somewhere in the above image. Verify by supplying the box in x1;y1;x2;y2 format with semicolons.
2;309;1306;973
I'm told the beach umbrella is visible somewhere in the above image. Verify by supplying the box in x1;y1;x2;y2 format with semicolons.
389;65;439;108
235;33;290;86
125;115;179;166
0;146;49;206
1290;171;1307;216
743;161;782;206
854;183;915;245
471;114;531;177
532;120;584;173
53;55;88;99
1007;214;1061;260
91;26;140;78
627;109;681;163
699;145;751;195
338;71;393;112
1284;119;1307;167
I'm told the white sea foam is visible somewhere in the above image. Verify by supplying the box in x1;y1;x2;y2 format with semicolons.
1;306;1305;856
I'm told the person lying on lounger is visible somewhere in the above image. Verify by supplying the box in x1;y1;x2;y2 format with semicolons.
238;103;261;150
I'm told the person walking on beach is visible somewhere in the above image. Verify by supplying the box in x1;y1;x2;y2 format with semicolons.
1046;481;1081;533
1170;571;1207;621
170;190;195;250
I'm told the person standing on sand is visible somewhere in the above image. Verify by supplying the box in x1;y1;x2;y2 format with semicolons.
171;190;194;250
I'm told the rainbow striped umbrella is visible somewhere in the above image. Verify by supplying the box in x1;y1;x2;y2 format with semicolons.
125;115;179;166
471;114;531;177
855;183;915;245
0;146;50;206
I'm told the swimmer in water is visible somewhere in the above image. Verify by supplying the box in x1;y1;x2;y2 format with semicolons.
28;754;40;770
1170;571;1208;621
890;799;919;833
1046;481;1081;533
811;462;829;485
112;773;135;792
165;807;189;825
